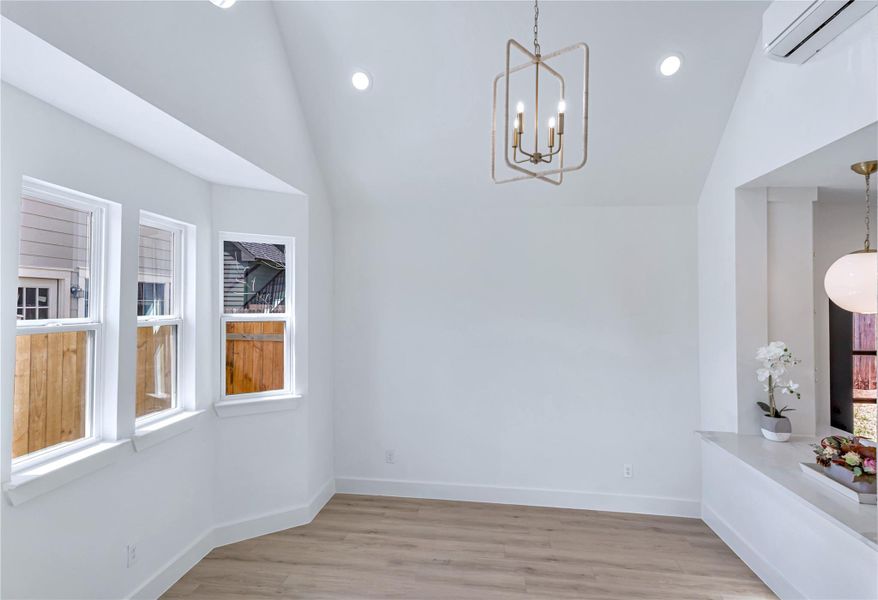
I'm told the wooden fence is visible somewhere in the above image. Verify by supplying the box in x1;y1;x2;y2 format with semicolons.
13;321;284;459
225;321;284;395
13;331;87;459
136;325;174;418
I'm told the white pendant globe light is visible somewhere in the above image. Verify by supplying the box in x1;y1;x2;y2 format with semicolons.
824;161;877;314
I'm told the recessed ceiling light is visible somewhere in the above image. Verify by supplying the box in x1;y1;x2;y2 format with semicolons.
659;54;682;77
351;71;371;91
209;0;236;8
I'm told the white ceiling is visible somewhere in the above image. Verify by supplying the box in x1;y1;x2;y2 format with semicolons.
273;1;767;207
0;16;299;195
744;123;878;203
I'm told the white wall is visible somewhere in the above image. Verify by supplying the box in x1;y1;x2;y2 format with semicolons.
813;192;878;432
0;81;322;600
767;189;816;435
697;11;878;433
209;185;313;525
0;2;336;596
0;83;218;600
334;204;701;516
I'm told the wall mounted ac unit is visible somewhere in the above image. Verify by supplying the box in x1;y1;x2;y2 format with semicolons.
763;0;877;63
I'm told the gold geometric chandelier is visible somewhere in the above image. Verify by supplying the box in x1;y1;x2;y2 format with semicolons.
492;0;589;185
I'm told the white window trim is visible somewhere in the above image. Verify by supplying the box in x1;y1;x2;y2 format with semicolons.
216;231;296;405
12;177;109;474
4;439;131;506
135;211;192;428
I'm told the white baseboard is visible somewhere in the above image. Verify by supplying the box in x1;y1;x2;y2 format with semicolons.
336;476;700;518
130;478;336;600
702;503;802;600
130;529;214;600
213;478;336;548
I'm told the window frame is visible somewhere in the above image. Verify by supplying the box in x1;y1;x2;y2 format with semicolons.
218;232;295;403
12;178;107;472
135;212;186;426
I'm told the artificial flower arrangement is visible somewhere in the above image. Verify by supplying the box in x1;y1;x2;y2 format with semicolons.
813;436;877;484
755;341;801;418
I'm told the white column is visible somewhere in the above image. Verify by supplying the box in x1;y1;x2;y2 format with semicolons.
766;187;817;436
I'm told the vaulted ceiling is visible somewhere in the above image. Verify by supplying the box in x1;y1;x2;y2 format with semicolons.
2;1;767;209
273;1;767;207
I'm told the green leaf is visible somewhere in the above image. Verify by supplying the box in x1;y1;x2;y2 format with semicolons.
756;402;772;413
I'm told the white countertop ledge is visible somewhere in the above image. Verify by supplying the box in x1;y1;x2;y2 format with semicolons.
133;410;204;452
4;439;131;506
213;394;303;418
698;431;877;551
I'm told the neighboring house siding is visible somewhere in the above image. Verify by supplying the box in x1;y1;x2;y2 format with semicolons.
138;225;173;280
19;196;89;273
224;247;249;311
18;198;173;319
223;242;285;313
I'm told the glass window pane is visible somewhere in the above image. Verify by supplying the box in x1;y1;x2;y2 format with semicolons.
136;325;176;418
854;403;877;440
223;241;286;314
13;331;90;459
225;321;285;395
138;225;174;316
853;354;876;402
18;196;92;319
853;313;876;351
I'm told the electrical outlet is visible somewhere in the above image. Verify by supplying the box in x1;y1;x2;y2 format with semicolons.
126;543;137;568
623;464;633;478
384;449;396;464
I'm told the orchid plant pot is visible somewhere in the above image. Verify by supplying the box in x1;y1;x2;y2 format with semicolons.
755;342;801;443
760;414;792;442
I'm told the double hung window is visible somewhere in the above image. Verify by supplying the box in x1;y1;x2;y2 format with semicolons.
220;234;294;400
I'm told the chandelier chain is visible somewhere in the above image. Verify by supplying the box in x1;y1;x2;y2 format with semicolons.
866;172;871;250
533;0;540;56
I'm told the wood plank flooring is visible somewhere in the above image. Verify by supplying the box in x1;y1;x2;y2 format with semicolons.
162;494;775;599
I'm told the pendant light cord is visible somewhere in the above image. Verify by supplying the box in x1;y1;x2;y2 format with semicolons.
533;0;541;56
866;172;871;251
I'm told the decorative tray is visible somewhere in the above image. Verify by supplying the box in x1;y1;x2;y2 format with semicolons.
800;463;877;504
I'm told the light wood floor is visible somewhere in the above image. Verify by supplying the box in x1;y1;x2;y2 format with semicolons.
163;494;775;599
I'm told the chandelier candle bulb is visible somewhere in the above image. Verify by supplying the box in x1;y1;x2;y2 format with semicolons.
557;100;565;134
